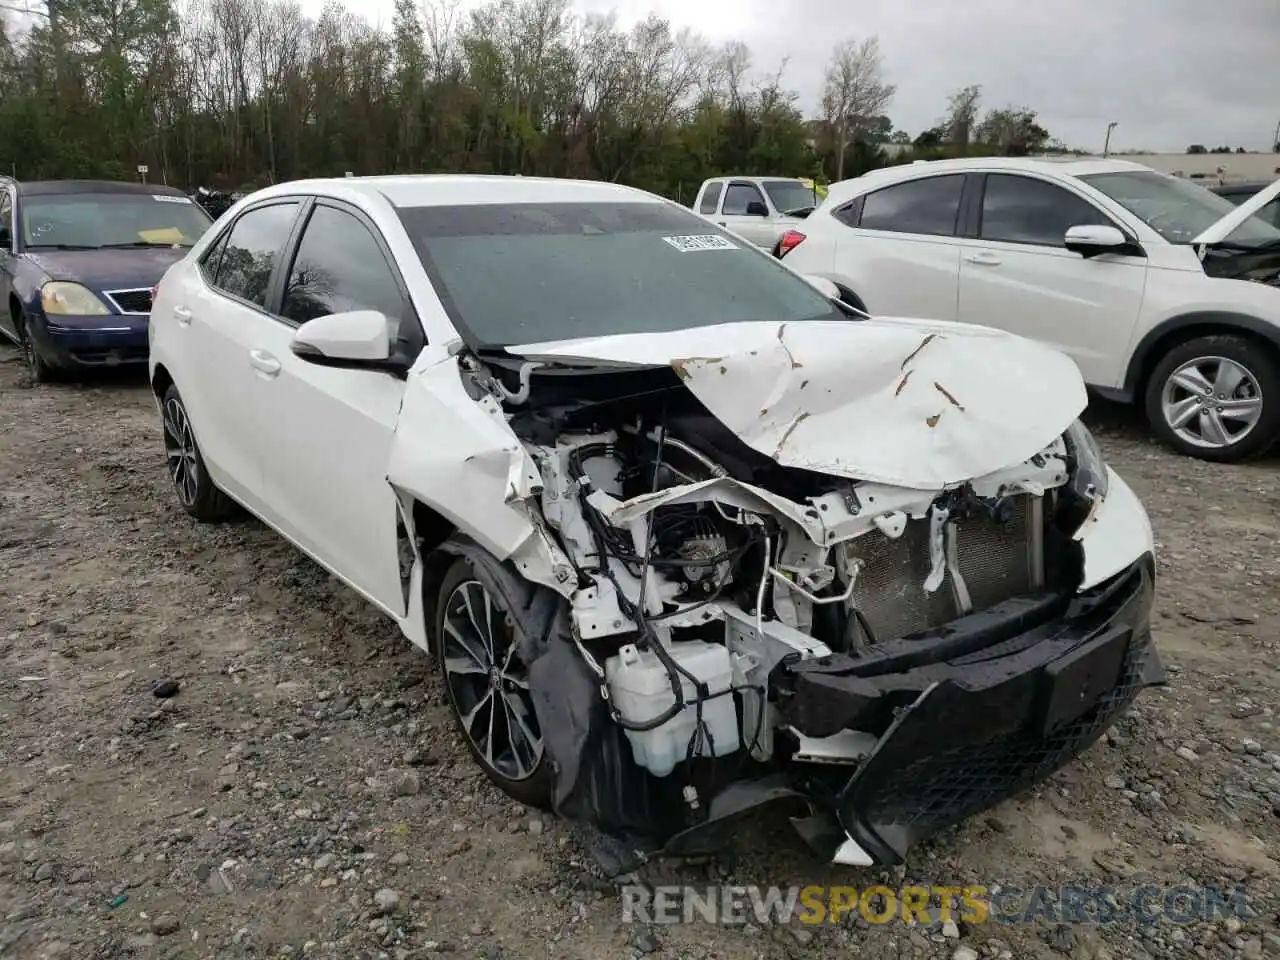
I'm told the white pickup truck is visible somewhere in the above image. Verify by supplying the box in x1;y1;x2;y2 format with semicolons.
691;176;821;252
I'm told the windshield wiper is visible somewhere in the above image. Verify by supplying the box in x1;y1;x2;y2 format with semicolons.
98;241;190;249
26;243;99;250
1209;238;1280;253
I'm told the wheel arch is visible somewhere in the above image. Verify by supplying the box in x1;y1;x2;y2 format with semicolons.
830;281;868;313
1120;312;1280;403
408;497;458;631
151;361;175;399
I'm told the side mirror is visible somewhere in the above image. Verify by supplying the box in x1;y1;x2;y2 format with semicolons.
802;274;841;300
291;309;406;374
1064;224;1134;258
745;200;769;217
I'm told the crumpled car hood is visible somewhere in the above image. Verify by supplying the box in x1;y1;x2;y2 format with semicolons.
506;317;1088;490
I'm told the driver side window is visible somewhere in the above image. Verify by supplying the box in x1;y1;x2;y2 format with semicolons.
281;204;411;329
722;183;766;216
980;174;1114;247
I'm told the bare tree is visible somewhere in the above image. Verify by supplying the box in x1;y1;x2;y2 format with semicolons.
942;84;981;151
820;36;894;180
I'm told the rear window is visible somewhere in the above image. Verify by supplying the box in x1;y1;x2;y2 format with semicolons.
394;201;837;347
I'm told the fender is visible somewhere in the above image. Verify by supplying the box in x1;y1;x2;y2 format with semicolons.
1103;311;1280;403
10;258;50;311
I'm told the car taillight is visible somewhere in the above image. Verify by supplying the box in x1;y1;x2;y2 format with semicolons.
777;230;806;258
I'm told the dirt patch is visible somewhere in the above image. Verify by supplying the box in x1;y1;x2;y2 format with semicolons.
1;347;1278;960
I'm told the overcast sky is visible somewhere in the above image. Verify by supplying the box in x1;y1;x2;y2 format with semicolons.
5;0;1277;151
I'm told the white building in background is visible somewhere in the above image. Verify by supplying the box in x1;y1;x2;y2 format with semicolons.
1104;152;1280;183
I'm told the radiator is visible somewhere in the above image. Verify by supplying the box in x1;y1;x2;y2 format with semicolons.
843;494;1044;643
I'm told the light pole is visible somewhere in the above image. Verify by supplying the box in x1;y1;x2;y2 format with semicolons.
1103;121;1119;158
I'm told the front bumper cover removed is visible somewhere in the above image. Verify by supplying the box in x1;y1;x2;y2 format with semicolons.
665;553;1161;865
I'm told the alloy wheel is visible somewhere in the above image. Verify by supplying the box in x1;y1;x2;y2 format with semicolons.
441;579;543;782
1160;355;1263;450
162;396;200;507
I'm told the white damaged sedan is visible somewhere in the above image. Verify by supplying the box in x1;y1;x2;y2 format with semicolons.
148;174;1161;871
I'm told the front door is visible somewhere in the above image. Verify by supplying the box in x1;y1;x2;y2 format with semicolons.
718;181;774;247
248;200;422;615
955;173;1147;388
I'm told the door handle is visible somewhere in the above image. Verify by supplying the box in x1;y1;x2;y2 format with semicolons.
717;221;726;226
964;251;1002;266
173;305;192;326
248;349;281;377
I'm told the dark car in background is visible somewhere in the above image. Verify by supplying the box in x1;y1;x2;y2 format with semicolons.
0;178;214;381
1210;180;1280;229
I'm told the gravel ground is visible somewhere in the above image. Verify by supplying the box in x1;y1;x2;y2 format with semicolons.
1;343;1279;960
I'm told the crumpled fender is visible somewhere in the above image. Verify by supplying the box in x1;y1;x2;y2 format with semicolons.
386;348;575;595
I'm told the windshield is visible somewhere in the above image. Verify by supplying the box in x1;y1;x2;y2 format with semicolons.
1079;171;1280;246
21;193;213;249
395;201;837;348
762;181;819;215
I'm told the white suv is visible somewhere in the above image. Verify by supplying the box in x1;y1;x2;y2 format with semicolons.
779;157;1280;461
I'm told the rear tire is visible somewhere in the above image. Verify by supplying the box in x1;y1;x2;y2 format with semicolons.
1143;334;1280;462
160;383;238;522
435;556;553;808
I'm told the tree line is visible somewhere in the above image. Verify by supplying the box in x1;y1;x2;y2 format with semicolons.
0;0;1060;200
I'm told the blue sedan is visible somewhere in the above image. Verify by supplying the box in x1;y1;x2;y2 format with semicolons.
0;177;215;381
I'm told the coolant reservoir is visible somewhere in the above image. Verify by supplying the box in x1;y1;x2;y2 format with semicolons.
604;640;740;777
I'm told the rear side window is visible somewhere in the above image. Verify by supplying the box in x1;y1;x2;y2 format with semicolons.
980;174;1112;247
211;202;300;308
199;230;230;282
722;182;766;216
698;183;723;214
858;175;964;237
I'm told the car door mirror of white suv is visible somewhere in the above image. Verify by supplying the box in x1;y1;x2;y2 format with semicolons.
1064;224;1138;259
745;200;769;217
291;309;403;373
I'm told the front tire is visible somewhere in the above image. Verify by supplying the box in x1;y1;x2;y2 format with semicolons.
435;557;552;808
15;310;58;384
160;383;238;522
1144;334;1280;462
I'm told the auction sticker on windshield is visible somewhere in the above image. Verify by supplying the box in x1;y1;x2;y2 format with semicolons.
153;195;193;204
662;235;738;252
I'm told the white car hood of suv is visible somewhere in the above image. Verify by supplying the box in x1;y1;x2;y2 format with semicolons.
1193;177;1280;245
505;317;1088;490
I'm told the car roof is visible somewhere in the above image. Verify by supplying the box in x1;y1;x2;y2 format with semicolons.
701;176;804;185
823;155;1159;204
243;174;663;209
15;179;188;198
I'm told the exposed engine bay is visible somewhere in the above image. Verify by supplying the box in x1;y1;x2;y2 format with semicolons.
435;341;1161;870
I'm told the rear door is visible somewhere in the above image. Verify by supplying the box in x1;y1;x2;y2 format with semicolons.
169;199;305;511
245;199;422;615
827;173;966;318
954;172;1147;388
